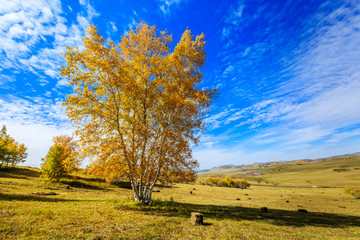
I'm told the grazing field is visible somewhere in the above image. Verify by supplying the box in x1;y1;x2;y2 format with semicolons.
1;167;360;239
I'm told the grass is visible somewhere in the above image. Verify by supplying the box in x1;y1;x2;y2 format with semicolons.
1;166;360;239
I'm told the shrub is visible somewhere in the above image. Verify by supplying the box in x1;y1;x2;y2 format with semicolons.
344;187;360;199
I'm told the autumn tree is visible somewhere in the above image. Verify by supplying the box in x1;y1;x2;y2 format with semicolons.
61;23;216;204
41;135;81;182
0;125;27;168
53;135;81;173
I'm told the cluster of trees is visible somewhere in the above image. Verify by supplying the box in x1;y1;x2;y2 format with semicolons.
203;176;250;189
41;135;81;182
60;22;216;204
0;125;27;168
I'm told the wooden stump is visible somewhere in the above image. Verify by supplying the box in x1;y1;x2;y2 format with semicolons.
191;212;203;225
261;207;268;213
298;209;308;213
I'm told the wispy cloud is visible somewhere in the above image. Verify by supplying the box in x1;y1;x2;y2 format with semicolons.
158;0;185;16
201;0;360;167
0;0;98;82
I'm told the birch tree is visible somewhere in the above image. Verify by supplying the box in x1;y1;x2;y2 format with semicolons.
61;23;216;204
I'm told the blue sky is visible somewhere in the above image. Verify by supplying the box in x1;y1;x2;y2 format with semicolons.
1;0;360;170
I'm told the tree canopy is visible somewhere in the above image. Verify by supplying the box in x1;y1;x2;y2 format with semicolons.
61;22;216;204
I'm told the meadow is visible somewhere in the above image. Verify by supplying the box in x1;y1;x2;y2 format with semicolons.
1;166;360;239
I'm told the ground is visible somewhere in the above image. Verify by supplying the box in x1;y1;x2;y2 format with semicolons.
1;167;360;239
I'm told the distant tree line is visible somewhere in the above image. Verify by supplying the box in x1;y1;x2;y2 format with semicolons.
0;125;27;168
202;176;250;189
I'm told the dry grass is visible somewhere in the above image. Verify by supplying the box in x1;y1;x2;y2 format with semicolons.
1;166;360;239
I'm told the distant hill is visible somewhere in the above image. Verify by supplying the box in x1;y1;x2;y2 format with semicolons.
197;152;360;187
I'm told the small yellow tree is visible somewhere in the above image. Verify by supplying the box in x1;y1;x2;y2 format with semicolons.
61;23;216;204
41;135;81;182
53;135;81;173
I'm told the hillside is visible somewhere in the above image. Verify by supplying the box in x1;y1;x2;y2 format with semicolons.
198;153;360;187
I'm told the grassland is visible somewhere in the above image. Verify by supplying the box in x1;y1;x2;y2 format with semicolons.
1;166;360;239
198;156;360;187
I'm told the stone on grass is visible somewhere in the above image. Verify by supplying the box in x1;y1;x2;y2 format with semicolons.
191;212;203;225
236;198;240;200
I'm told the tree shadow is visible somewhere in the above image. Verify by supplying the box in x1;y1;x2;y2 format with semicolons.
73;175;106;183
60;180;109;191
0;167;40;178
0;192;73;202
120;200;360;228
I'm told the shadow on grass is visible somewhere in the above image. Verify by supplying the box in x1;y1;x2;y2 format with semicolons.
0;167;40;179
0;192;73;202
117;200;360;228
73;175;106;183
61;180;109;191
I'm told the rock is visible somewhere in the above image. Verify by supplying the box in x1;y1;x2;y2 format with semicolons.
286;200;289;203
298;209;308;213
236;198;240;200
193;188;196;190
261;207;268;213
191;212;203;225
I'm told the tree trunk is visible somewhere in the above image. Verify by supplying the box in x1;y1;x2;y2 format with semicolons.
131;180;153;205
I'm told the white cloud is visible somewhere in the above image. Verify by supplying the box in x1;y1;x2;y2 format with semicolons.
158;0;184;16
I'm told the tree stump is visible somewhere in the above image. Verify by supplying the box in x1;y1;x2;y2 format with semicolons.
298;209;308;213
191;212;203;225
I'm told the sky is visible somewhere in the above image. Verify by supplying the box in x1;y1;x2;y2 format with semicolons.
1;0;360;170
